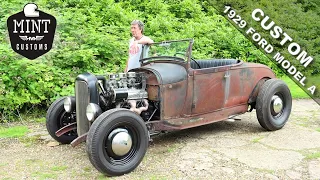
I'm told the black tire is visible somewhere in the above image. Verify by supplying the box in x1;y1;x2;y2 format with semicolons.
256;79;292;131
46;96;78;144
86;108;148;176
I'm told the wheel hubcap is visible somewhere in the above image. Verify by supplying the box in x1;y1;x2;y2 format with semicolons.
271;95;283;115
108;128;132;156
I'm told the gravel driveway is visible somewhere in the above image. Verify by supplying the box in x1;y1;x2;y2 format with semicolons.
0;99;319;179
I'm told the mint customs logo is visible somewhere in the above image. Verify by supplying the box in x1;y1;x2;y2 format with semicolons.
7;3;56;59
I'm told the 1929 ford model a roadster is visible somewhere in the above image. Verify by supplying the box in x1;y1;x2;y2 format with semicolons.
46;39;292;176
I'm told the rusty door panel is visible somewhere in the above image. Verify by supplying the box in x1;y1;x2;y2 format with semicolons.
162;80;188;119
192;71;226;114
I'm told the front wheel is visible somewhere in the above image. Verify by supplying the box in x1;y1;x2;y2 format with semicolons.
256;79;292;131
46;96;78;144
86;108;148;176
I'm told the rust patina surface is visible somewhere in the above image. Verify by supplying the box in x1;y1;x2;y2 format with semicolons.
139;53;275;131
132;39;276;131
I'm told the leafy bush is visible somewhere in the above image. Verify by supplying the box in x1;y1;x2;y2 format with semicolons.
0;0;284;121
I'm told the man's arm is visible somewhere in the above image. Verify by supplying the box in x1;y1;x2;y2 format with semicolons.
135;36;154;45
131;36;154;55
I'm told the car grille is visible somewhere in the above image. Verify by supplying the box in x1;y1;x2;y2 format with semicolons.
75;80;90;136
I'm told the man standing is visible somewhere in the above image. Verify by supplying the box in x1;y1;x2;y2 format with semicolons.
125;20;153;72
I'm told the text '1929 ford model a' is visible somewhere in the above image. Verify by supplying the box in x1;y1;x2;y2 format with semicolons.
46;39;292;176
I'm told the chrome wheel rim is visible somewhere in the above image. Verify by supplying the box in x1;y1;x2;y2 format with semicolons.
271;95;283;116
108;128;132;156
104;124;139;164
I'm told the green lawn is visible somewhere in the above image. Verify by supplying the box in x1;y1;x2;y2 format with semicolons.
305;151;320;160
0;126;29;138
280;76;310;99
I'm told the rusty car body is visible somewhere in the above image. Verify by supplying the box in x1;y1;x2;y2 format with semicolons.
46;39;292;176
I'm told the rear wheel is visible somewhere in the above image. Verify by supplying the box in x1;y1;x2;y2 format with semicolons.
256;79;292;131
46;97;77;144
86;108;148;176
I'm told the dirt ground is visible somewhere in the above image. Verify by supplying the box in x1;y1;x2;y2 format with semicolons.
0;99;319;180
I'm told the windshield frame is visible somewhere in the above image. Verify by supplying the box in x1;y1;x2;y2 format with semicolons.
140;39;193;65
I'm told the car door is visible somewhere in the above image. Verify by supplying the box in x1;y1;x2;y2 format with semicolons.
191;67;230;114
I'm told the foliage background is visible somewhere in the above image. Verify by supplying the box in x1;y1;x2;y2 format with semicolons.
209;0;320;99
0;0;318;121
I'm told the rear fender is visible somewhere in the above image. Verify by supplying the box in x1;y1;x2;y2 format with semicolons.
248;77;270;105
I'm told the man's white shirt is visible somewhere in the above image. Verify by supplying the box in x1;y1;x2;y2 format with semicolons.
127;37;144;71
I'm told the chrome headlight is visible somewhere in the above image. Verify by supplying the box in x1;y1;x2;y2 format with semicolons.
64;97;75;112
86;103;102;122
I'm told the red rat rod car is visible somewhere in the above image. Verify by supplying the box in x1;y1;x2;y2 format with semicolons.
46;39;292;176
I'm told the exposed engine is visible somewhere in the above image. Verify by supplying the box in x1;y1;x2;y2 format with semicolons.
98;72;159;121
